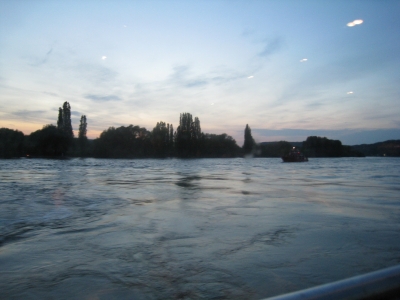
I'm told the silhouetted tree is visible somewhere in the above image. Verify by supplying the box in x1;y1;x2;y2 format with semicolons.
27;125;70;157
57;108;63;130
0;128;25;158
62;102;74;139
201;133;241;157
175;113;202;157
92;125;151;158
302;136;363;157
169;124;174;150
78;115;88;155
258;141;293;157
152;121;170;157
243;124;255;155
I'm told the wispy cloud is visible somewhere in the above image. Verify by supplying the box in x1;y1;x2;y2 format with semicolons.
8;109;54;124
31;47;53;66
258;37;284;58
76;63;119;85
12;108;45;116
167;64;247;90
169;65;209;88
275;46;399;107
84;94;122;101
71;111;81;116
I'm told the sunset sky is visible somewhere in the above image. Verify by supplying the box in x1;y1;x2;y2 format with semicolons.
1;0;399;145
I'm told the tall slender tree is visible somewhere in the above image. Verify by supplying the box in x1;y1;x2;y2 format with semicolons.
243;124;255;154
57;108;63;130
78;115;87;140
62;102;74;138
175;112;202;157
151;121;169;157
169;124;174;152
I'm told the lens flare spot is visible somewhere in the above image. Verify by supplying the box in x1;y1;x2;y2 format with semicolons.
347;19;363;27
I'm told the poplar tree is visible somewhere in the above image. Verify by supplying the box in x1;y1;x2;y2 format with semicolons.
57;108;63;130
78;115;87;140
243;124;255;154
175;112;202;157
152;121;169;156
78;115;88;156
62;102;74;138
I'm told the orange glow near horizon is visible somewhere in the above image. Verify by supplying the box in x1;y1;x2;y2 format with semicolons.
0;121;102;139
0;121;42;135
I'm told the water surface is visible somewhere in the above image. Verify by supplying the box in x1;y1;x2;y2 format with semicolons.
1;157;400;299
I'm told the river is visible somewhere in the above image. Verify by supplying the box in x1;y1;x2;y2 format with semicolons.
1;157;400;299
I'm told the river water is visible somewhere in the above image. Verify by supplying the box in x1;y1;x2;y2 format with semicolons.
1;157;400;299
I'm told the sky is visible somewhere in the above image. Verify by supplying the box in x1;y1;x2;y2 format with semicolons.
1;0;399;145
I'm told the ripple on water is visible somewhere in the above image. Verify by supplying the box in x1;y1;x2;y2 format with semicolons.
0;157;400;299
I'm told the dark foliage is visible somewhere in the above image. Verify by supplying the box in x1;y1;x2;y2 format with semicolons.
175;113;202;157
78;115;88;156
243;124;255;154
92;125;151;158
62;102;74;138
351;140;400;156
151;121;173;157
27;125;71;157
303;136;364;157
258;141;293;157
57;108;63;130
201;133;241;157
2;102;380;159
0;128;25;158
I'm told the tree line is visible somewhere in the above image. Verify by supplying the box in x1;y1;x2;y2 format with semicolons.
0;102;367;158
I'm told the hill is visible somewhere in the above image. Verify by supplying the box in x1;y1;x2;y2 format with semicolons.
350;140;400;156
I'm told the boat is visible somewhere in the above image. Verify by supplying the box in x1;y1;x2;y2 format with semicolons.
264;264;400;300
281;147;308;162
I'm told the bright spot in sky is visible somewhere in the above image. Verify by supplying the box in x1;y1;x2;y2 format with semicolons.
211;103;214;105
102;56;107;60
347;91;354;94
347;19;363;27
300;58;308;62
247;76;254;79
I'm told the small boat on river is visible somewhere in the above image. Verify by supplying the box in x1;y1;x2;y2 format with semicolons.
282;147;308;162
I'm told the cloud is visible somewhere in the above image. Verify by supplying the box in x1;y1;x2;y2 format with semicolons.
12;110;47;118
73;62;119;86
71;111;81;116
276;46;399;106
167;65;245;89
7;110;53;124
258;37;283;58
84;94;122;101
31;47;53;66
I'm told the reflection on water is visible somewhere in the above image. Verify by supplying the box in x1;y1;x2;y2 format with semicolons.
0;157;400;299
